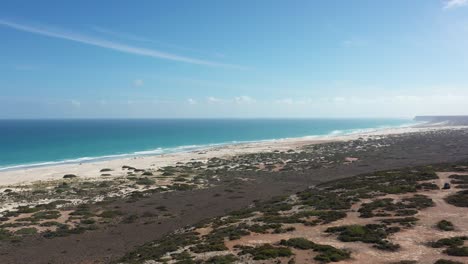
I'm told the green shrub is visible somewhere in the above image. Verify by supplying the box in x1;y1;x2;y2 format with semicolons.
190;242;228;253
136;177;155;185
70;204;94;217
32;210;61;220
119;232;199;262
443;246;468;256
437;220;455;231
0;228;18;241
204;254;238;264
429;236;468;248
280;238;350;262
80;218;96;225
15;227;37;235
239;244;293;260
373;240;400;251
325;224;398;247
445;190;468;207
280;238;315;249
39;221;61;227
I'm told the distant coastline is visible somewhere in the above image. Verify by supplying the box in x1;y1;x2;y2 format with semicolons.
414;115;468;125
0;123;466;186
0;118;415;171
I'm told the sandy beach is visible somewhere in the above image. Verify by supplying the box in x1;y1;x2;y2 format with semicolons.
0;125;464;187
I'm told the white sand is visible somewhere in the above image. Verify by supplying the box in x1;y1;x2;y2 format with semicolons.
0;125;464;187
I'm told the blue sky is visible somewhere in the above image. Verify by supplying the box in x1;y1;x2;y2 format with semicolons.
1;0;468;118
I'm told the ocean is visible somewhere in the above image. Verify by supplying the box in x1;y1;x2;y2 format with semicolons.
0;118;415;170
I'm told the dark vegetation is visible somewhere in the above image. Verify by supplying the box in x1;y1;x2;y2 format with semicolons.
429;236;468;257
449;174;468;189
116;163;459;263
280;238;351;262
358;194;433;218
437;220;455;231
325;224;400;251
445;190;468;207
238;244;293;260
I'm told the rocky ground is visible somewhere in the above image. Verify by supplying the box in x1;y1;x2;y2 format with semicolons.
0;128;467;263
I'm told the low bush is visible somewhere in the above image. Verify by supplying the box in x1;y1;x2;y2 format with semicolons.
204;254;238;264
437;220;455;231
445;190;468;207
325;224;398;247
443;246;468;256
136;177;155;185
15;227;37;235
119;232;200;262
238;244;293;260
429;236;468;248
280;238;350;262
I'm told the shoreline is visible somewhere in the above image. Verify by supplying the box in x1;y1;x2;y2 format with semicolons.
0;124;465;187
0;121;419;172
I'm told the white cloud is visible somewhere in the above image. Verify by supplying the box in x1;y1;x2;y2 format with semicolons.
133;79;144;87
274;98;314;105
71;100;81;107
444;0;468;9
187;98;197;105
207;96;222;103
0;19;244;68
234;96;255;104
91;26;226;59
275;98;294;105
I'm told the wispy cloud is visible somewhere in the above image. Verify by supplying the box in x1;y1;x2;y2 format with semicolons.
0;19;243;68
187;98;197;105
234;96;255;104
91;26;226;58
444;0;468;9
207;96;223;103
70;100;81;107
133;79;144;87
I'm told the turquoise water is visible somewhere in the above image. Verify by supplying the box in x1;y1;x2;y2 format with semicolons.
0;118;414;170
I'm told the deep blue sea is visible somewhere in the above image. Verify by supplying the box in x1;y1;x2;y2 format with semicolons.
0;118;415;170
